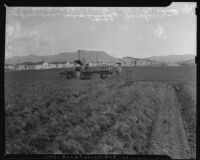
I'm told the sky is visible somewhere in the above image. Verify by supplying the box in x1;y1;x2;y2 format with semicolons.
5;2;196;58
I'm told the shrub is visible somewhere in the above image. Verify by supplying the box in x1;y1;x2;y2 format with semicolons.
96;115;112;132
58;139;84;154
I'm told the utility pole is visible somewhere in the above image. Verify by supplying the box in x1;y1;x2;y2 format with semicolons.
96;52;98;66
17;58;19;69
78;50;80;60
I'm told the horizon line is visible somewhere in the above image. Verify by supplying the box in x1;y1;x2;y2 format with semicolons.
5;50;196;60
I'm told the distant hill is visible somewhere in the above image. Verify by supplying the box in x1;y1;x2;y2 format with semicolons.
177;59;195;66
5;50;116;64
6;52;196;65
146;54;195;63
123;56;155;62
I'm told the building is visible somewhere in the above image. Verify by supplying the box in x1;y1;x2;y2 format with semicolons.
33;61;49;70
166;62;180;66
4;64;16;70
16;62;35;70
150;60;163;66
48;62;57;69
48;62;63;68
47;61;75;68
178;59;194;66
122;57;138;66
5;64;17;70
16;61;50;70
122;57;163;67
65;62;74;68
137;59;151;66
57;62;66;68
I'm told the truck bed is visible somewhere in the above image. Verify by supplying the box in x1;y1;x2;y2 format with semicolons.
82;67;112;74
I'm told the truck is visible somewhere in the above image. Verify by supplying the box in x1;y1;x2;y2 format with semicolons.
59;60;114;80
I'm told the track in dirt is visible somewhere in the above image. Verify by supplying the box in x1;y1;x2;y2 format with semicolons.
147;82;192;159
118;80;193;159
106;80;194;159
173;82;196;159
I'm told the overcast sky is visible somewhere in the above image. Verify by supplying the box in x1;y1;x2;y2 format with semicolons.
5;2;196;58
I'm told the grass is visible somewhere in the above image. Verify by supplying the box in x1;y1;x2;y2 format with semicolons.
5;66;196;154
121;66;196;81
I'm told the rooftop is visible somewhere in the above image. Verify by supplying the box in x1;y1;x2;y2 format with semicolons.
17;62;34;65
33;61;46;65
49;61;67;64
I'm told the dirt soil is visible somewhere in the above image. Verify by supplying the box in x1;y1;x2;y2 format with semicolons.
172;81;196;159
148;84;192;159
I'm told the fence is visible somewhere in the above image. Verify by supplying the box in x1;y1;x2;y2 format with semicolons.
119;66;196;82
120;67;135;80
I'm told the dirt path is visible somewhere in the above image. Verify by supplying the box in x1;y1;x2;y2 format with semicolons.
173;82;196;158
148;89;191;159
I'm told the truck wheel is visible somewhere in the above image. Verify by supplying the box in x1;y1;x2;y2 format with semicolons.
100;74;107;79
60;73;67;79
67;73;73;79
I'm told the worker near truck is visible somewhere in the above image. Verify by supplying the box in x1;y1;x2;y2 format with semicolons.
115;63;121;79
85;63;89;70
74;60;83;80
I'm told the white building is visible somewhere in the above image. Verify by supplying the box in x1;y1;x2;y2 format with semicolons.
122;57;163;67
16;62;36;70
65;62;74;68
57;62;65;68
34;61;49;70
5;64;16;70
48;62;57;69
122;57;137;66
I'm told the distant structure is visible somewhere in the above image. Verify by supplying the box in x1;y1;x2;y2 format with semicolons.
78;50;81;60
122;57;163;67
11;61;74;71
16;62;35;70
4;64;16;70
177;59;195;66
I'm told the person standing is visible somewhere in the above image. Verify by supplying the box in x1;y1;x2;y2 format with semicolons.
115;63;121;79
75;63;81;80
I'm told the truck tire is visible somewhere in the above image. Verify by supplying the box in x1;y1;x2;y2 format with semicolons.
67;73;73;79
60;73;67;79
100;73;107;79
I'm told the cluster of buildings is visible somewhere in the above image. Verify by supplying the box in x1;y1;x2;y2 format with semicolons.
120;57;166;67
121;57;196;67
5;57;183;71
4;61;74;71
4;61;117;71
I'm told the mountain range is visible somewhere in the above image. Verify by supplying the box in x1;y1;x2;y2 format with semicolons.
5;50;116;64
177;58;196;66
147;54;195;63
5;50;195;65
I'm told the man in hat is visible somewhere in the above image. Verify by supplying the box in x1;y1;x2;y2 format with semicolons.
74;60;82;80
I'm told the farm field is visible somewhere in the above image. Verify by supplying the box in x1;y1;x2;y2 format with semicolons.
4;66;196;158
